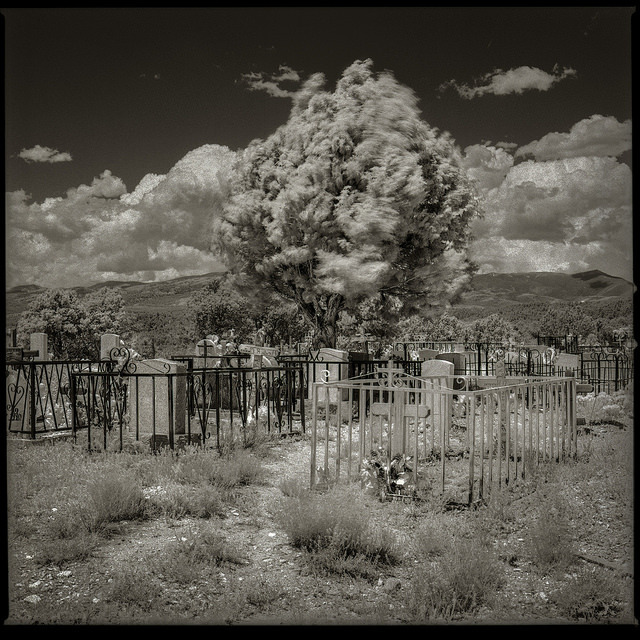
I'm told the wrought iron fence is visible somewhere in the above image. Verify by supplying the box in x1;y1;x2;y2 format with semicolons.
5;359;113;438
277;353;423;399
387;341;633;393
68;359;305;452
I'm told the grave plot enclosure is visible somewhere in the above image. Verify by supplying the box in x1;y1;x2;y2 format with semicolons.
69;359;305;451
309;367;578;504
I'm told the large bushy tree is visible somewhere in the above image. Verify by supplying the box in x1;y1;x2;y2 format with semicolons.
189;279;257;344
213;59;480;348
16;287;125;359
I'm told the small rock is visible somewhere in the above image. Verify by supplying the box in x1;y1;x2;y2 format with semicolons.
24;594;41;604
383;578;401;593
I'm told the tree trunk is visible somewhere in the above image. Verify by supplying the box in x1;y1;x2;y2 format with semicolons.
311;294;343;349
313;322;338;349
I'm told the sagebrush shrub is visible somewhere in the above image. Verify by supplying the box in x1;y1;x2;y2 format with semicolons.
154;523;247;584
526;498;575;569
276;486;399;577
406;533;503;621
552;567;632;622
86;471;147;530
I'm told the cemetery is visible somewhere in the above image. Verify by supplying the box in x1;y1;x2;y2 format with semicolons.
5;326;632;506
5;324;634;624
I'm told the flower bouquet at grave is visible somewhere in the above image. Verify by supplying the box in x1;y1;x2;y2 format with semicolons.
361;448;417;502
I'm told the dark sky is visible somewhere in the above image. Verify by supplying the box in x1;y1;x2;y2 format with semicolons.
4;7;632;200
3;7;635;286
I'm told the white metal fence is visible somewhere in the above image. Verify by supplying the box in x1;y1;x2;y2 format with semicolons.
309;367;577;504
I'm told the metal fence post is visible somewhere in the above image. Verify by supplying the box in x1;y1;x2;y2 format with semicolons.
29;362;36;439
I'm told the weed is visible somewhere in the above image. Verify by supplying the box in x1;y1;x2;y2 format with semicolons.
551;566;633;623
106;564;166;611
278;477;310;498
154;522;247;584
276;485;400;578
405;532;503;621
241;574;287;608
86;470;148;530
526;496;576;570
36;531;102;566
146;482;227;519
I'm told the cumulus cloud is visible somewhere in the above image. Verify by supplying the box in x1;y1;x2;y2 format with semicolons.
466;118;633;281
18;145;72;163
440;65;576;99
515;114;632;161
240;64;301;98
461;144;515;190
5;145;236;288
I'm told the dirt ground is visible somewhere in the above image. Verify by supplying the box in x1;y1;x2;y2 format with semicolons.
5;421;636;626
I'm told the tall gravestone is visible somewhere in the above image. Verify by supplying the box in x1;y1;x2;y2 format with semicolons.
238;344;279;368
418;348;439;362
555;353;579;374
421;359;454;445
436;352;465;375
315;347;349;403
30;333;49;361
101;333;122;361
128;359;186;445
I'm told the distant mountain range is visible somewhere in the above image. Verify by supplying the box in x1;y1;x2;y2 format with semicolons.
456;270;635;308
5;269;635;328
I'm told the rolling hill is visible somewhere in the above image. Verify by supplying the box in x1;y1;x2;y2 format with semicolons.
5;269;635;329
455;270;635;309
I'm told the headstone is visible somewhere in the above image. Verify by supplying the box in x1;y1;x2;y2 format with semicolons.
238;344;279;367
101;334;121;361
6;347;23;361
436;352;465;375
421;360;454;447
30;333;49;361
418;348;439;361
315;348;349;403
128;359;186;441
6;328;17;348
196;337;219;357
555;353;579;372
421;358;454;378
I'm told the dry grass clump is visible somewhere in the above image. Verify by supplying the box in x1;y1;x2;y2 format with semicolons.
551;566;634;623
7;438;266;567
276;484;400;579
405;516;504;622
